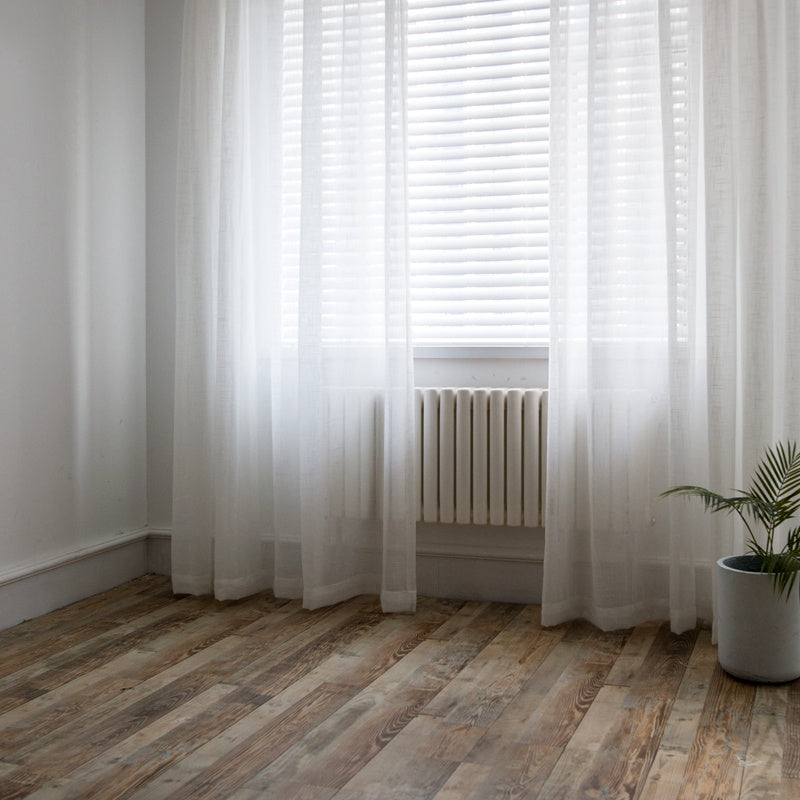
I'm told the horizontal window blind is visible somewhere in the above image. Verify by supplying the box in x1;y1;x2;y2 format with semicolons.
280;0;550;348
407;0;550;346
547;0;689;345
280;0;390;346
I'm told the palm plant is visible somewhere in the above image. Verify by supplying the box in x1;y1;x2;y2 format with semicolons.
660;441;800;599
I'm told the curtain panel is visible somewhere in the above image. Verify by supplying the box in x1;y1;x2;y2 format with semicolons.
544;0;711;633
171;0;800;630
171;0;416;612
545;0;800;634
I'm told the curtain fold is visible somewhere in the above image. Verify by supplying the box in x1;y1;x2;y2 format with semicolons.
172;0;416;612
701;0;800;585
545;0;800;633
703;0;800;473
544;0;711;633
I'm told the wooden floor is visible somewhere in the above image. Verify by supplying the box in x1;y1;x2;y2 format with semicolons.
0;576;797;800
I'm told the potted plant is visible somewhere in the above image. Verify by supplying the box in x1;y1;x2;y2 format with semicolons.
661;441;800;682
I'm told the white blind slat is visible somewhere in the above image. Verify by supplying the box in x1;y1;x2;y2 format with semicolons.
408;0;550;346
282;0;551;347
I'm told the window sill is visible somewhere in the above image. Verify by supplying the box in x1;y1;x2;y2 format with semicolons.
413;345;548;361
413;347;549;389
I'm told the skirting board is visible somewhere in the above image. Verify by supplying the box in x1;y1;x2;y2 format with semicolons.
416;522;544;604
0;530;150;632
147;525;545;605
0;524;544;632
417;554;543;605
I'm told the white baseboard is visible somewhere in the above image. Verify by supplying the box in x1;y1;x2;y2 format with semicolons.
0;529;150;632
417;553;543;605
416;522;544;604
1;523;545;632
148;525;544;605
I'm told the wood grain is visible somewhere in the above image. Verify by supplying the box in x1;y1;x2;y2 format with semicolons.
0;576;796;800
785;677;800;779
636;627;718;800
739;685;788;799
674;661;756;800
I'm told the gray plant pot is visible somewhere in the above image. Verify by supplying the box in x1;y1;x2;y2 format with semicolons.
717;555;800;682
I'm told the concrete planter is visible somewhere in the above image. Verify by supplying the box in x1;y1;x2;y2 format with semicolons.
717;555;800;683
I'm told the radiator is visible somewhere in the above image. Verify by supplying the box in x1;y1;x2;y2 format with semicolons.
323;386;548;526
415;388;548;527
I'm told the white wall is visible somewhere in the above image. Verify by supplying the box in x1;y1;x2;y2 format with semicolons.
146;0;182;531
0;2;146;579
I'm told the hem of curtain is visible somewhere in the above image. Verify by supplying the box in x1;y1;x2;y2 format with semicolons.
380;589;416;613
172;573;213;596
302;575;381;610
541;598;671;632
669;607;699;636
214;572;272;601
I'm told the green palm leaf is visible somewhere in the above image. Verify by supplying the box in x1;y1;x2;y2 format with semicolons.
661;442;800;600
658;485;758;542
749;442;800;538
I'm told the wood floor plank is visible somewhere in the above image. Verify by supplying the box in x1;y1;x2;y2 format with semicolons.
626;623;698;700
604;620;662;687
431;761;499;800
550;625;697;800
0;594;282;757
229;783;338;800
143;681;359;800
784;677;800;779
121;668;364;800
0;761;22;783
334;714;484;800
738;684;788;800
0;575;169;651
363;602;524;698
637;750;690;800
780;778;800;800
237;686;439;796
534;746;599;800
115;605;439;799
0;608;199;718
637;627;717;800
115;609;435;800
674;663;756;800
0;592;215;701
472;622;629;757
422;606;564;728
438;743;562;800
2;578;798;800
645;628;716;758
46;605;457;800
573;694;673;800
325;739;457;800
0;603;387;796
234;604;523;798
446;623;627;800
386;714;486;764
566;684;630;753
20;682;243;800
0;579;175;680
0;600;360;792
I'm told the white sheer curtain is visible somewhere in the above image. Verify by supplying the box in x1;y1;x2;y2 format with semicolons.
703;0;800;484
171;0;416;612
544;0;711;632
545;0;800;633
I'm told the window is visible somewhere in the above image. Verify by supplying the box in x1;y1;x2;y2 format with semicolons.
280;0;549;348
408;0;549;347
